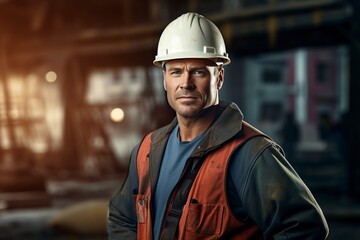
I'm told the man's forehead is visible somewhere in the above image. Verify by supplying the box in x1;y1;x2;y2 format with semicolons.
164;59;217;68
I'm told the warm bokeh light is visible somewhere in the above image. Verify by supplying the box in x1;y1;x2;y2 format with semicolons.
45;71;57;82
110;108;125;122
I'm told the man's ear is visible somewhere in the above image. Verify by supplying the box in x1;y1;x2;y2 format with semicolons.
163;70;167;91
217;68;224;90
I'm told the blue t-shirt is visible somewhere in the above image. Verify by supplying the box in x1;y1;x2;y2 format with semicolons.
153;125;205;239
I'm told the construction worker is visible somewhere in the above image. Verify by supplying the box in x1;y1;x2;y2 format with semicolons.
108;12;329;240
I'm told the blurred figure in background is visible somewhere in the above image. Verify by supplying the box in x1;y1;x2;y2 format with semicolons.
108;12;329;240
318;111;335;144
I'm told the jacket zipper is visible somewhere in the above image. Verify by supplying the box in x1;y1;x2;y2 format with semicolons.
159;158;194;239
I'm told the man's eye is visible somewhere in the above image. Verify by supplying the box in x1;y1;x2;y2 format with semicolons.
194;70;205;76
170;71;181;76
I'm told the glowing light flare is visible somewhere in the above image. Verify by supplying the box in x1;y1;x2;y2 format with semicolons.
110;108;125;122
45;71;57;82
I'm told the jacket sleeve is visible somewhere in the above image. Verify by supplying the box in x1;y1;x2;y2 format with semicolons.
234;137;329;239
107;144;139;240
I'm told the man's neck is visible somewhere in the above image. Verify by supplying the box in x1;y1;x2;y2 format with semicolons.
177;105;220;142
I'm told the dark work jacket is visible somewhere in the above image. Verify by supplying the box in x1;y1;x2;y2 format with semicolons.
107;101;329;240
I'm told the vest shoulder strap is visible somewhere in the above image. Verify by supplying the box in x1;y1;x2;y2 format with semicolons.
136;133;152;195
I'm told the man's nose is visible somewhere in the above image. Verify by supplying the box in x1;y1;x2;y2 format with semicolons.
180;72;195;89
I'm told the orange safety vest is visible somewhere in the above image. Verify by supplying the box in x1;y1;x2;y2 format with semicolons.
135;122;265;240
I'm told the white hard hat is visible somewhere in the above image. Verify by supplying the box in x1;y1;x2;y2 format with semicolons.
153;12;230;67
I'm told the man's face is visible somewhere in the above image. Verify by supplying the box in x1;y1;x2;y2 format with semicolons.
163;59;224;119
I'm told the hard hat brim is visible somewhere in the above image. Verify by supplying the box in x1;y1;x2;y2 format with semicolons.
153;53;230;67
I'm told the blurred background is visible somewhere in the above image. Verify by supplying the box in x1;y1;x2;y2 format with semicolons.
0;0;359;239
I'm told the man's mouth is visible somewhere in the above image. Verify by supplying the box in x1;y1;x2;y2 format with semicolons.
178;95;196;99
177;95;198;103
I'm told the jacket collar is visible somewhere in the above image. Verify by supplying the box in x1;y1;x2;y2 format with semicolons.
151;101;244;156
192;101;244;156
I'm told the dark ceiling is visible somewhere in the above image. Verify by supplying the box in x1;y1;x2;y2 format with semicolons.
0;0;152;37
0;0;355;70
0;0;164;70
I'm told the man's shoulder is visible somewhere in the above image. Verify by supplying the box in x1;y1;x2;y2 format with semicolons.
231;131;284;168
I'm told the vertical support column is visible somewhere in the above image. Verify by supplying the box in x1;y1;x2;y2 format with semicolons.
348;0;360;200
338;46;349;114
294;49;307;125
0;36;17;170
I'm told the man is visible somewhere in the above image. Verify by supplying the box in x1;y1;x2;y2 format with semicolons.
108;12;329;240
